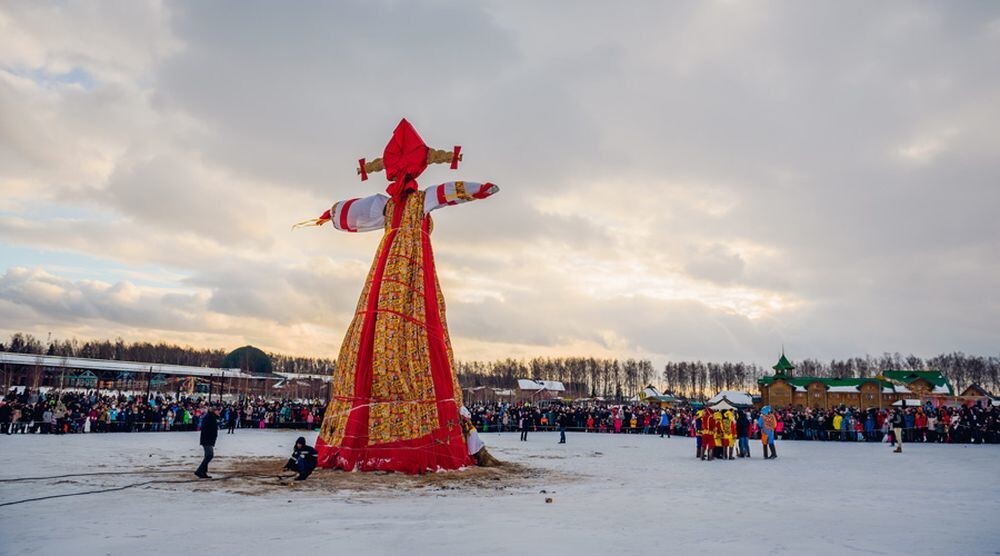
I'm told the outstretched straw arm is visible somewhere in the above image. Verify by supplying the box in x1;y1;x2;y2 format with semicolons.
357;148;462;177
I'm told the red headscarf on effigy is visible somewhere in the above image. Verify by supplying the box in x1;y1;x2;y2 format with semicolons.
382;118;429;201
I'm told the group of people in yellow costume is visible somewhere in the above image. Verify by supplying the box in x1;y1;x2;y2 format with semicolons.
694;405;778;461
694;405;769;460
695;407;737;460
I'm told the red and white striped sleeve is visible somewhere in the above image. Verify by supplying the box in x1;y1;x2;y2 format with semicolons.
423;181;500;214
330;194;389;232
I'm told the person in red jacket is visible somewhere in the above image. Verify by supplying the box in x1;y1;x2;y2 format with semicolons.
940;409;952;443
915;409;928;442
701;408;716;461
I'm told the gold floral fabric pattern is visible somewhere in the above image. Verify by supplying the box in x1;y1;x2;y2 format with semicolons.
320;236;385;445
320;190;451;447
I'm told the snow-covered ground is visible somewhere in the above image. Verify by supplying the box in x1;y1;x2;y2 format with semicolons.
1;430;998;555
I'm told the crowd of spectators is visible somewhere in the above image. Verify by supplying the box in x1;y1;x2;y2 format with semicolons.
468;401;1000;444
0;388;325;435
3;387;998;445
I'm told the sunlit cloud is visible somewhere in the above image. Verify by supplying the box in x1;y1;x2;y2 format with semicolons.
895;128;959;164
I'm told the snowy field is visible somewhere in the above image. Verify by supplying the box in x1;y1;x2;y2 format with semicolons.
1;430;998;555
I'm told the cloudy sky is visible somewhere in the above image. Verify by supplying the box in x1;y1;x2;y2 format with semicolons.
1;1;998;368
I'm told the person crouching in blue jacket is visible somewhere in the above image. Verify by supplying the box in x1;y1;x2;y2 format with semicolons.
283;436;318;481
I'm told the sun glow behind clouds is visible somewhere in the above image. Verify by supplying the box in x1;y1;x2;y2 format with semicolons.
895;128;960;164
531;180;801;320
560;253;801;320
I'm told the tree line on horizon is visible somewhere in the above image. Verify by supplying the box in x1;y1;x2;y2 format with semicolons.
1;333;998;398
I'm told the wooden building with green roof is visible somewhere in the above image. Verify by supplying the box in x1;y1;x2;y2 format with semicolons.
757;351;954;410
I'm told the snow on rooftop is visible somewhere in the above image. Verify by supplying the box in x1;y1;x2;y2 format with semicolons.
538;380;565;391
828;386;859;393
0;351;249;379
706;390;753;406
274;371;332;383
516;379;541;390
516;379;565;391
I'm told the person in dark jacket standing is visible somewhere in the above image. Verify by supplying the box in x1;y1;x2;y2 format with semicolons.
891;405;905;454
226;407;237;435
557;411;570;444
0;401;11;435
283;436;318;480
736;409;751;458
519;410;529;442
195;406;221;478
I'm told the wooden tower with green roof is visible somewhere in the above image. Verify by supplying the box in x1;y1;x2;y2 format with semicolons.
772;349;795;377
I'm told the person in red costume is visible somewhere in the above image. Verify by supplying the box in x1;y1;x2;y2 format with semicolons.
297;119;499;474
701;408;716;461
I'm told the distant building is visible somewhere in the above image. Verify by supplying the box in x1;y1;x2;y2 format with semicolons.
635;384;683;407
707;390;754;409
959;384;998;406
0;350;276;399
462;386;516;404
636;385;661;401
516;379;566;401
757;350;954;410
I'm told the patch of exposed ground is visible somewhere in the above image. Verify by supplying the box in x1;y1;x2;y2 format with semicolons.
210;456;566;497
0;453;573;502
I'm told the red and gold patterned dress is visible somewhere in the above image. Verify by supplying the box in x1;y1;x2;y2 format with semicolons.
315;181;499;473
